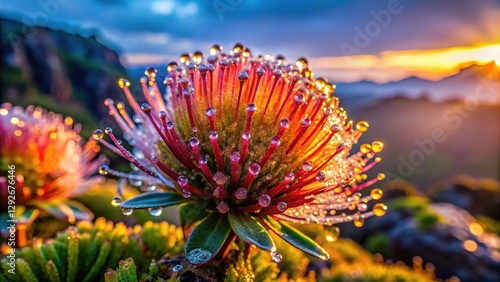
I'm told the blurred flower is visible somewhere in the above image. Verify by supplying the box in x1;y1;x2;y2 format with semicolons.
0;104;106;223
96;43;386;265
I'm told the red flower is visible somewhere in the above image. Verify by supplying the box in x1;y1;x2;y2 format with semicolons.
95;43;387;264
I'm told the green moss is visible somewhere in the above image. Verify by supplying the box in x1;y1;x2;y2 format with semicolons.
0;218;183;282
364;233;392;257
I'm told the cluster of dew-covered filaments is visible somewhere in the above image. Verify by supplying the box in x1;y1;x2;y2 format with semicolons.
93;43;387;225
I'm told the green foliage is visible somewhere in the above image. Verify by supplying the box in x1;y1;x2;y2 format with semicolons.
249;251;279;282
320;239;434;282
365;233;392;258
389;196;442;230
104;258;138;282
224;251;255;282
0;218;183;282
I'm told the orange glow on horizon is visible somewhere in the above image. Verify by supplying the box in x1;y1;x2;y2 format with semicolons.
309;43;500;83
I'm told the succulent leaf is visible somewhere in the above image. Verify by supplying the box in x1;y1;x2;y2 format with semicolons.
120;192;187;209
263;216;329;260
228;211;275;251
185;212;231;265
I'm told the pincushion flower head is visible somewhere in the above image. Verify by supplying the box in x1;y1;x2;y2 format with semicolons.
95;43;387;265
0;104;106;223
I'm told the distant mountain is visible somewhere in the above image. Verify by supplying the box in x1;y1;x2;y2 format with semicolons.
335;62;500;112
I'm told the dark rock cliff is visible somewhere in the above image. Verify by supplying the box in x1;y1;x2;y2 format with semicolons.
0;17;129;134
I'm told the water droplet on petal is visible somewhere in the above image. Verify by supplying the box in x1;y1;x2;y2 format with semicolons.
213;187;225;199
206;107;216;117
302;162;313;172
373;203;387;217
182;189;192;198
249;163;261;175
235;188;247;200
217;202;229;214
258;194;271;207
353;218;364;227
178;175;188;186
356;121;369;132
284;172;295;182
122;208;133;216
98;165;109;175
92;129;103;140
111;196;122;207
148;207;162;216
358;203;368;212
271;251;282;263
213;172;227;185
277;202;287;212
230;152;240;162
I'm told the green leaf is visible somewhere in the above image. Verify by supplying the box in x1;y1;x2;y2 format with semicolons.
120;192;187;209
228;211;275;251
65;200;93;221
31;200;80;224
263;216;330;260
185;213;231;265
179;202;209;229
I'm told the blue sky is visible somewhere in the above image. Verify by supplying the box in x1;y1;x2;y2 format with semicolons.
1;0;499;82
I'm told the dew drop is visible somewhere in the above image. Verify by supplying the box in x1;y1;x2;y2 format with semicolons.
284;172;295;182
325;226;340;242
235;187;248;200
141;103;152;113
353;218;364;228
92;129;104;140
98;165;109;175
258;194;271;207
111;196;122;207
122;208;133;216
302;162;313;172
129;177;143;187
178;175;188;186
104;127;112;134
188;248;213;265
213;172;227;185
271;251;282;263
213;187;225;199
144;184;157;192
356;121;369;132
190;137;199;147
280;118;290;128
179;53;190;64
370;188;383;200
118;78;130;88
277;202;287;212
246;103;257;112
357;203;368;212
206;107;216;117
209;130;218;139
249;163;261;175
230;152;240;162
172;264;183;273
271;136;281;146
182;189;192;198
373;203;388;217
371;141;384;153
148;207;162;216
217;202;229;214
316;172;326;182
242;131;251;140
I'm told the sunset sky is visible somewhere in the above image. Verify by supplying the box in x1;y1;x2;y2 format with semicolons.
1;0;499;83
